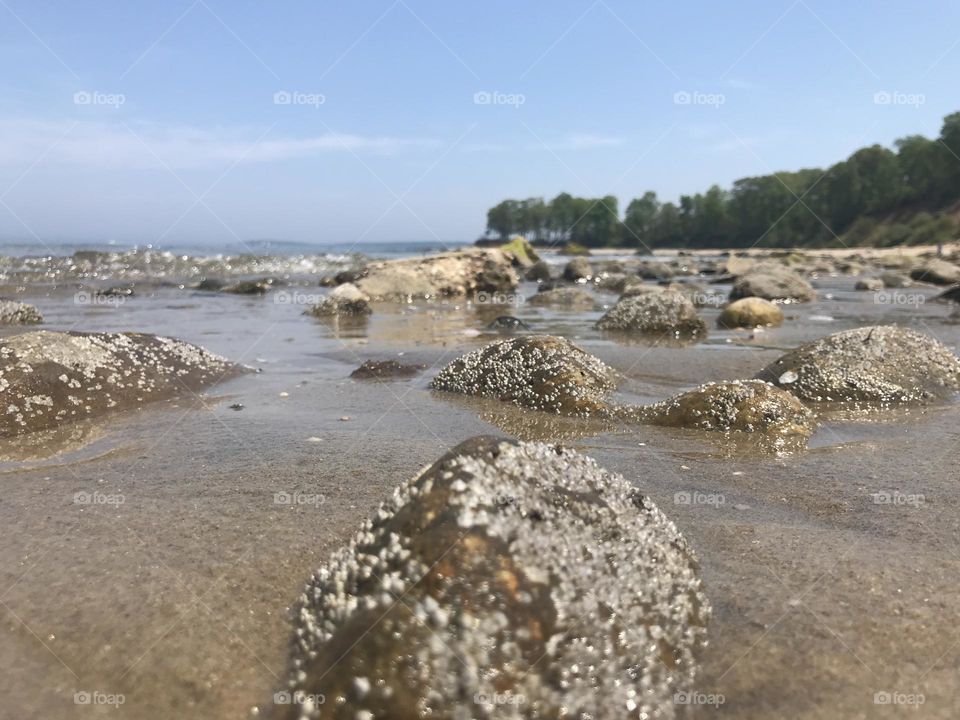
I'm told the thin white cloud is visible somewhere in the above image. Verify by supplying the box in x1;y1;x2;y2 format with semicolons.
0;118;439;170
559;134;624;149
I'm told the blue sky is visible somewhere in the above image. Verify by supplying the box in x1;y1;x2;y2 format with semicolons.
0;0;958;247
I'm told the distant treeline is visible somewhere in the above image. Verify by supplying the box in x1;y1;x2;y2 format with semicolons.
485;112;960;249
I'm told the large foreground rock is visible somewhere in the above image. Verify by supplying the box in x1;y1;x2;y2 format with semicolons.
0;300;43;325
431;336;617;416
0;331;241;437
595;292;707;337
755;326;960;404
277;436;709;720
729;265;816;303
632;380;814;437
356;249;518;301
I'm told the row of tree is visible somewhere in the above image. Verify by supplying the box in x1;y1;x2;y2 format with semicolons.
484;112;960;248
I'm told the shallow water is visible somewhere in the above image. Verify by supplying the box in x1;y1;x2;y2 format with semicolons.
1;263;958;719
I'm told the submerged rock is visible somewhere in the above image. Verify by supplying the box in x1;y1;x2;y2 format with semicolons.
356;249;518;302
717;297;784;329
755;325;960;404
277;436;709;720
0;300;43;325
96;285;135;298
562;257;592;282
0;331;241;437
306;284;372;319
630;380;814;437
350;359;425;380
880;271;912;289
937;285;960;303
431;336;617;416
854;277;884;291
223;277;280;295
729;266;816;303
524;259;552;282
486;316;530;332
526;286;596;310
910;259;960;286
595;292;707;337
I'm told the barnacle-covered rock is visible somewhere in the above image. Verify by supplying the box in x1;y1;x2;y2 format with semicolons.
0;300;43;325
277;436;709;720
755;326;960;404
306;284;372;318
630;380;814;437
526;286;596;310
729;265;816;303
0;330;242;437
717;297;784;329
356;248;518;302
349;360;425;380
430;336;617;416
595;291;707;338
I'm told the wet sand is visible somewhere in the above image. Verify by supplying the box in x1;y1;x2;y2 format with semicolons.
1;264;959;718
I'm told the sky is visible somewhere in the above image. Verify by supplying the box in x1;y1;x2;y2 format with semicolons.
0;0;958;247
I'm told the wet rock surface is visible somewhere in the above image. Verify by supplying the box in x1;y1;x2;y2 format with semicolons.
0;330;242;437
306;284;372;319
910;259;960;286
526;286;596;309
630;380;815;438
717;297;784;328
356;249;518;301
562;257;592;282
756;325;960;404
729;265;816;303
0;300;43;325
486;316;531;332
278;436;709;720
431;336;617;416
595;291;707;337
350;360;425;380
